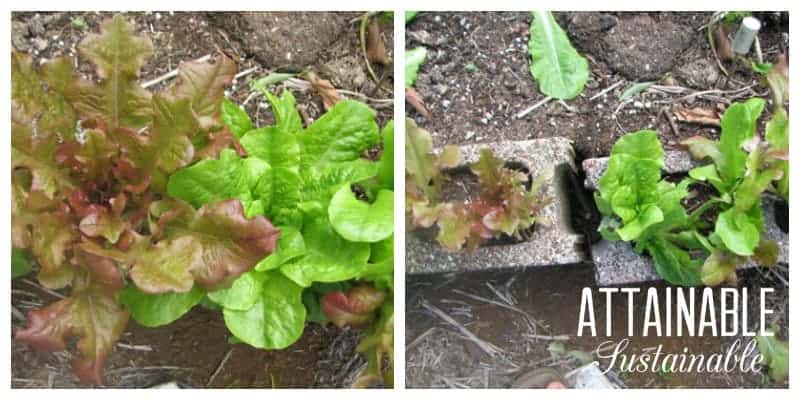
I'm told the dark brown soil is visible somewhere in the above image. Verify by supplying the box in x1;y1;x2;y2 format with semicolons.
12;279;365;388
11;10;393;388
406;11;788;160
406;265;788;388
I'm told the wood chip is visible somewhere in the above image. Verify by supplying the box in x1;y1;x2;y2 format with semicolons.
405;87;431;118
366;20;388;65
308;72;341;110
672;104;721;127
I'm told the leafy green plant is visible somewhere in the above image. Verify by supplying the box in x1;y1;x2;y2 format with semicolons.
595;131;703;285
683;98;784;285
12;15;276;385
756;326;789;383
596;98;783;286
12;14;394;387
168;86;395;386
406;120;551;251
528;11;589;100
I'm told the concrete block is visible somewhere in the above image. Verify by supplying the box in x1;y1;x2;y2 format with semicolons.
592;196;788;286
406;137;587;274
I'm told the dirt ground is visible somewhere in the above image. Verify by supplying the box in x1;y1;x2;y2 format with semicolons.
405;11;789;389
10;11;394;388
406;11;788;160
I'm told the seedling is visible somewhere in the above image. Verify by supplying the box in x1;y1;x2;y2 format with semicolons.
596;98;785;286
406;120;551;251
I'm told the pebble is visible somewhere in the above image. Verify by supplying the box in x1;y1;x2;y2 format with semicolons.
33;38;48;51
442;100;451;108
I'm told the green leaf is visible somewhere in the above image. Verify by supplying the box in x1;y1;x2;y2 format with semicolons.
260;89;303;134
223;271;306;349
405;47;427;88
255;226;306;272
207;270;265;311
615;204;664;241
167;55;236;129
405;11;419;24
528;11;589;99
329;186;393;243
12;248;33;279
645;238;702;286
377;120;394;190
700;250;738;286
756;329;789;383
715;208;760;256
280;220;371;287
717;98;765;186
120;284;204;327
167;149;270;210
221;97;253;137
299;100;379;166
405;118;438;200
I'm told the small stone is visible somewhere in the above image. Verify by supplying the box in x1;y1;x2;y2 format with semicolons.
442;100;452;109
33;38;48;51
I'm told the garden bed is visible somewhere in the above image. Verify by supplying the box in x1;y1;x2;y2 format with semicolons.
11;10;394;388
406;10;788;389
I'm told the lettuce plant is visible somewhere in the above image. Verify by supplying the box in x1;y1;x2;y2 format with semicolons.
596;98;783;286
12;15;278;384
406;120;551;251
168;87;394;386
595;131;703;285
683;98;784;285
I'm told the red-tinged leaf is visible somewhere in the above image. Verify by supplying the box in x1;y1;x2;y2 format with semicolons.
168;55;236;129
11;52;45;122
322;285;386;328
111;156;152;194
15;285;129;385
12;122;76;199
70;15;153;130
78;250;125;291
129;236;199;293
195;129;247;159
765;52;788;107
130;199;280;293
30;210;76;289
12;53;77;139
58;129;119;182
79;209;125;244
